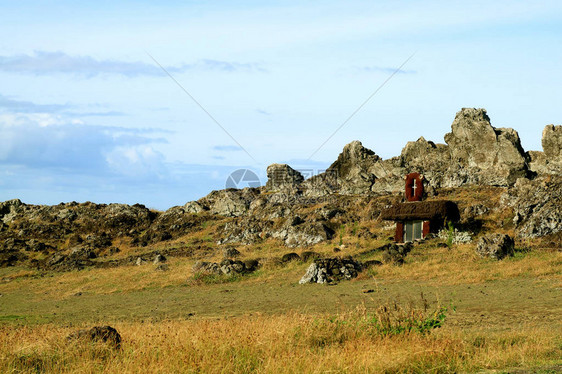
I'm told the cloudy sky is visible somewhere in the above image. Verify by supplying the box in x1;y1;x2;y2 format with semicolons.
1;1;561;209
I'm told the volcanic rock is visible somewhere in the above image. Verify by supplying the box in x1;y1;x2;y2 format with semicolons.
476;233;514;260
265;164;304;191
444;108;528;186
299;257;363;284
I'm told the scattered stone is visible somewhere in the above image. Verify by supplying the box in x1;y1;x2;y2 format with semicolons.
476;234;515;260
193;259;249;276
67;325;122;349
192;261;220;274
362;289;375;293
222;247;241;258
135;257;145;266
70;247;97;260
153;254;166;264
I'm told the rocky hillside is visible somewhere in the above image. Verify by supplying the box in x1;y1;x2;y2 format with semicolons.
1;108;560;270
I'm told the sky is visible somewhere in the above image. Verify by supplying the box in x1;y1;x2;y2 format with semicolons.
1;0;561;209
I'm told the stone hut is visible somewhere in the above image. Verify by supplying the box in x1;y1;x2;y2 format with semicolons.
381;173;459;242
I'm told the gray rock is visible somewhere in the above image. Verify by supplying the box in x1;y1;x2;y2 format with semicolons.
542;124;562;160
299;257;363;284
153;254;166;264
444;108;528;186
502;176;562;238
530;125;562;174
265;164;304;191
328;140;381;195
476;234;514;260
184;201;204;214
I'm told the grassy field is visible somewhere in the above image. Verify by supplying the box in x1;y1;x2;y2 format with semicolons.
0;230;561;372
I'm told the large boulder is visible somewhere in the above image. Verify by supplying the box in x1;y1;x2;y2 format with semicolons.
265;164;304;191
444;108;528;186
475;234;514;260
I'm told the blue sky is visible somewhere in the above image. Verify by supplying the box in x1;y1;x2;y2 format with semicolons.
1;0;561;209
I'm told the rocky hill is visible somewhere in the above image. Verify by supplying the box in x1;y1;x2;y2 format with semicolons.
1;108;560;270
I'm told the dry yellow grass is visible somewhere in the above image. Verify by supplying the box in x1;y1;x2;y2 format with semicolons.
1;312;560;373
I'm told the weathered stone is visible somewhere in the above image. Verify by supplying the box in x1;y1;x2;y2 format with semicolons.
542;124;562;160
184;201;204;214
444;108;528;186
502;176;562;238
265;164;304;191
299;257;363;284
328;140;380;195
476;233;514;260
198;189;259;217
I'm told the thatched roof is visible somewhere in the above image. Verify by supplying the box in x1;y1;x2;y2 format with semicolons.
380;200;459;221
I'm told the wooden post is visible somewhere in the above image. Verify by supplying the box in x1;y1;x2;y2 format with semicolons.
422;221;430;238
395;222;404;242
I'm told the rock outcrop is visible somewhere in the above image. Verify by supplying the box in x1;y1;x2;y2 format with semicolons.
444;108;528;186
265;164;304;191
316;140;379;195
501;176;562;238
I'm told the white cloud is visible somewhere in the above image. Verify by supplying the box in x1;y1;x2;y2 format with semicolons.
0;51;266;77
0;112;167;178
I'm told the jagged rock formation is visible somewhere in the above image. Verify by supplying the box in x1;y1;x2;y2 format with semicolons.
327;140;380;195
0;108;560;270
295;108;535;198
444;108;528;186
